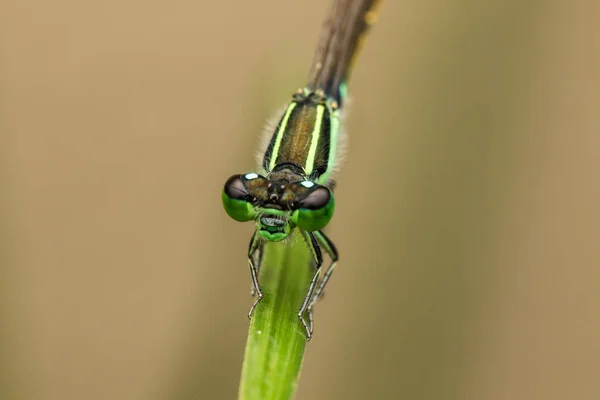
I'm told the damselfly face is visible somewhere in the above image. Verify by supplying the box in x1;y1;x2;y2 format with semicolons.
222;173;335;241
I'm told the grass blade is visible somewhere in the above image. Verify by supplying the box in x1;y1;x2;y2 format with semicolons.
238;233;313;400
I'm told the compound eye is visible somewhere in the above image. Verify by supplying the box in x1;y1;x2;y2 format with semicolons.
291;185;335;232
222;174;260;222
224;174;250;201
297;186;331;210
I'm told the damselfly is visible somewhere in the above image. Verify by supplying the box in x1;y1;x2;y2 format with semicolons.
222;0;381;340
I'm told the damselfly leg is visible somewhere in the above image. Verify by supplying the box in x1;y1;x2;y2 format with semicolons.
298;231;323;340
297;230;338;339
308;230;338;312
249;240;263;297
247;231;264;319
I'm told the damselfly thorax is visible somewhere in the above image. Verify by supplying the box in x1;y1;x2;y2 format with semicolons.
262;89;341;187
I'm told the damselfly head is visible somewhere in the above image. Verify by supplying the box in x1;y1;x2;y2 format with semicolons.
221;173;335;241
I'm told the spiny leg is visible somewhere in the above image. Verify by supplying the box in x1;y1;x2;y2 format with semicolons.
247;231;264;319
250;243;263;297
299;230;323;340
307;230;338;313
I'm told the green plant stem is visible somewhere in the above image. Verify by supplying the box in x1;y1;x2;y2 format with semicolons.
238;232;313;400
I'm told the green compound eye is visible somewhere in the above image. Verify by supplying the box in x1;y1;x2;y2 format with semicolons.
222;174;256;222
292;185;335;232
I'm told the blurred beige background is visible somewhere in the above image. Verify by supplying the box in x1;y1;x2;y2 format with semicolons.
1;0;599;399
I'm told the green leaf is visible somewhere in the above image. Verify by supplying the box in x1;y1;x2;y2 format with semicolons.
238;233;313;400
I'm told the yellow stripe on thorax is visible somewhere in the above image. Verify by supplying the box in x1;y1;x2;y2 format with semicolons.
304;104;326;175
268;102;298;171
